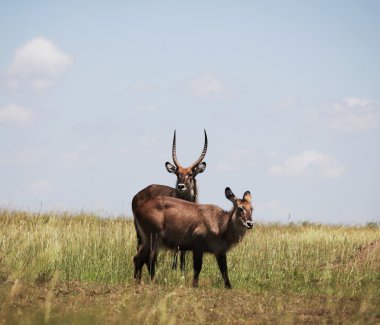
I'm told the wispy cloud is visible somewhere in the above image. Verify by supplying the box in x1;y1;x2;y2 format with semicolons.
316;97;380;133
0;199;10;208
135;104;158;113
257;200;290;218
5;37;72;91
30;179;53;195
0;104;33;125
188;73;235;101
276;97;299;110
216;149;255;172
268;150;345;179
60;144;110;168
128;81;158;93
120;135;161;159
0;147;63;168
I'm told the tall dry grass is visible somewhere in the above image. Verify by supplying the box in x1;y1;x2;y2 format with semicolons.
1;209;379;324
0;209;378;294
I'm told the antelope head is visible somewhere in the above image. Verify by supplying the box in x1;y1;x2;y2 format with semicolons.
165;130;208;202
225;187;254;229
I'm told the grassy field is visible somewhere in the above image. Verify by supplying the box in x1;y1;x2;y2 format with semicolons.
0;209;379;324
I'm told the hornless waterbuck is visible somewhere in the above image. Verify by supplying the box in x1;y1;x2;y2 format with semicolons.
133;187;253;288
131;130;208;270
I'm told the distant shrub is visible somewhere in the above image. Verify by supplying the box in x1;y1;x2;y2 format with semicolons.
365;221;379;229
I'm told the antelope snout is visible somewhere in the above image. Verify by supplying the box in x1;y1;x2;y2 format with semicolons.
245;221;254;229
177;183;186;192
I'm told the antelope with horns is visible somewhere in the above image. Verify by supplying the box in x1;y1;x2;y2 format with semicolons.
132;130;208;271
133;187;253;288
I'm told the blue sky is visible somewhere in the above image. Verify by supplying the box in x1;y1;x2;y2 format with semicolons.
1;1;379;224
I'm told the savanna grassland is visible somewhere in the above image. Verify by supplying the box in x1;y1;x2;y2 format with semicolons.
0;210;379;324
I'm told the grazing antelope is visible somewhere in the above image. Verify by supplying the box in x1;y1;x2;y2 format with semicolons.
133;187;253;289
132;130;208;271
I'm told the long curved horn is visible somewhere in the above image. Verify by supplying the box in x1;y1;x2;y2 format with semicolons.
190;129;208;169
172;130;181;167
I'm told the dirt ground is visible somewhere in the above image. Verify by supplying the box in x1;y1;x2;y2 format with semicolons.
1;279;379;325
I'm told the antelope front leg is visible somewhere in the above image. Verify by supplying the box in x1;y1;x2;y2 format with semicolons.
192;249;204;287
179;250;186;271
216;253;231;289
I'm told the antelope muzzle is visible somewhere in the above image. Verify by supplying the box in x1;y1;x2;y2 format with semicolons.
177;183;186;192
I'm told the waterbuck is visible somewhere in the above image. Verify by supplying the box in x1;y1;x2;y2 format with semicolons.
131;130;208;270
133;187;253;288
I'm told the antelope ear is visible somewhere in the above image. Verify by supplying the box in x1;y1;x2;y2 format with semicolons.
192;162;206;175
243;191;252;203
225;187;237;202
165;162;176;174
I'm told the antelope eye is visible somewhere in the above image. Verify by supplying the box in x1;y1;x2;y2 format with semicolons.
188;173;193;177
